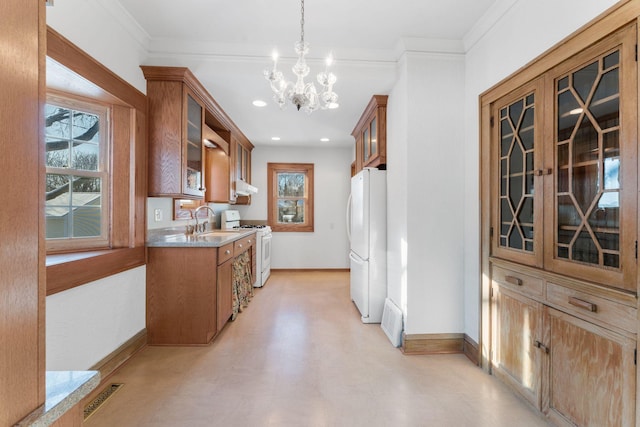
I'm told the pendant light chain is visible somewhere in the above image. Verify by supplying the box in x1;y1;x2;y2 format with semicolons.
300;0;305;44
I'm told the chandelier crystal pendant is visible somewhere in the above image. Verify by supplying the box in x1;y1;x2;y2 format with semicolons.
263;0;339;113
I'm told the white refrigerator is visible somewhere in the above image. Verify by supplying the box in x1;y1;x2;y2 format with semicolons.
348;167;387;323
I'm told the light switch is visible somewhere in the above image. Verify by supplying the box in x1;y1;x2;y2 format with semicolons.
154;208;162;222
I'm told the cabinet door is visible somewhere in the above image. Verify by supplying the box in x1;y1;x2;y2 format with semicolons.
543;25;637;292
183;88;205;197
491;285;543;409
491;79;545;268
545;307;636;427
217;257;233;332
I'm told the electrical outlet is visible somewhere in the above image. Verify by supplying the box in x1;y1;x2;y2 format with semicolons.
154;209;162;222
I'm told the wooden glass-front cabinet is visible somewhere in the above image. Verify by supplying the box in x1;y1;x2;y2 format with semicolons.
142;66;207;199
142;66;254;203
491;25;637;292
352;95;387;175
230;135;254;205
484;21;638;427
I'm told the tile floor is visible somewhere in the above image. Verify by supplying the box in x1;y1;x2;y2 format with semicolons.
85;270;550;426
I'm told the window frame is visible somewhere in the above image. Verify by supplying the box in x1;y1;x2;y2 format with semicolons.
45;93;111;252
267;162;314;232
45;27;147;295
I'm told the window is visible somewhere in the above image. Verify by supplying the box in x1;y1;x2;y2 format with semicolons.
45;95;109;251
268;163;314;232
45;28;147;295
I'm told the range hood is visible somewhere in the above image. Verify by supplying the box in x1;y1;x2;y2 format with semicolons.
236;179;258;196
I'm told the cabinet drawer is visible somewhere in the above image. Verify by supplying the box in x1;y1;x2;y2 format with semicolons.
492;266;544;298
218;243;234;265
547;282;637;334
234;234;254;256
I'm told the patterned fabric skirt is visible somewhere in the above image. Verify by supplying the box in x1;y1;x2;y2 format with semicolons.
231;250;253;319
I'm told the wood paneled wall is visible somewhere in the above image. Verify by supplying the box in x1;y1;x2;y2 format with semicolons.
0;0;45;424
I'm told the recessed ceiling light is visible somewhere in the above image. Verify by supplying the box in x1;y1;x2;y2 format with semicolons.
320;138;330;142
253;100;267;107
271;137;281;141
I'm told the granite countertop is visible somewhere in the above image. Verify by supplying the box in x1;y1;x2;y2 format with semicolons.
16;370;100;426
146;227;257;248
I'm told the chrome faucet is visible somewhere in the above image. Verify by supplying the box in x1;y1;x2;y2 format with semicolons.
192;205;216;234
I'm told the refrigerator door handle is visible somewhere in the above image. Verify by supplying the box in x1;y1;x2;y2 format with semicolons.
349;251;365;265
346;193;352;242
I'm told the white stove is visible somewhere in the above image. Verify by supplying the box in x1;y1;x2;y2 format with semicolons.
221;210;271;287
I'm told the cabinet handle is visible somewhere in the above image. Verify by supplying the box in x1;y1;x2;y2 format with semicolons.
505;275;523;286
568;296;597;312
199;187;206;191
533;168;552;176
534;340;550;354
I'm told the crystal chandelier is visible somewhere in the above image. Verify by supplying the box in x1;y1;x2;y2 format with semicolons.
263;0;339;113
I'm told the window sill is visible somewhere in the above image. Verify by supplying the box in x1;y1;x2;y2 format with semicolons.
46;247;145;295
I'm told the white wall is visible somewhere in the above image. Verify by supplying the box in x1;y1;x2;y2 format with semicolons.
46;0;148;93
461;0;621;342
46;0;149;369
46;267;146;370
387;52;466;335
239;146;353;269
386;58;408;313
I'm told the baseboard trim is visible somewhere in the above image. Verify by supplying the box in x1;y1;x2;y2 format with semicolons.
271;268;349;273
463;334;480;366
82;329;147;404
402;333;464;355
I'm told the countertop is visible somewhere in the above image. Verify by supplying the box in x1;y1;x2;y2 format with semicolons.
146;227;257;248
16;370;100;426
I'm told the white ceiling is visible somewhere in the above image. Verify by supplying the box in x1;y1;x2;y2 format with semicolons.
116;0;497;148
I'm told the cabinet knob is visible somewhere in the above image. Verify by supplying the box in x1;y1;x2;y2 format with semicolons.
225;250;231;255
238;244;243;248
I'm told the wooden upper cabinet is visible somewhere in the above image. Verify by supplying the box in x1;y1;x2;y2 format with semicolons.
142;67;206;198
542;25;637;292
352;95;387;174
204;124;230;203
489;24;637;292
230;135;253;205
142;66;253;203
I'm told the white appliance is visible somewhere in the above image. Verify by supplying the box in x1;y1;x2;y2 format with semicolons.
221;210;272;287
347;168;387;323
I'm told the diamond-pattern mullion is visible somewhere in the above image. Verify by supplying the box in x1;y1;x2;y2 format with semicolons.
499;95;535;253
556;50;621;269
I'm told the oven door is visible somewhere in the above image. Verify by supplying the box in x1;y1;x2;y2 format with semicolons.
260;232;272;285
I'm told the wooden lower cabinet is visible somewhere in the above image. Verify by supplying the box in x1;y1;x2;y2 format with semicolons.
546;308;636;427
491;262;637;426
492;286;543;409
217;257;233;332
147;247;218;345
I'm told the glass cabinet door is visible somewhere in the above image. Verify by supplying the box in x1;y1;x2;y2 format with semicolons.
184;91;204;197
370;117;378;159
545;25;636;291
363;126;370;162
555;52;620;268
491;80;544;268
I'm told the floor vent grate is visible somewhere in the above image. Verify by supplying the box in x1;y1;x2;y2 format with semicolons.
83;383;123;420
381;298;403;347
